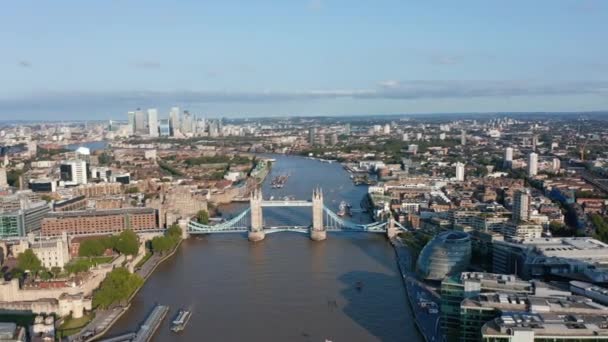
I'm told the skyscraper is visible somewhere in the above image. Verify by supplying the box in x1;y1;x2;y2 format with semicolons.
309;127;316;145
127;111;136;135
461;130;466;145
169;107;180;136
528;152;538;177
159;119;170;137
134;109;147;135
147;108;159;137
504;147;513;168
512;189;530;222
455;162;465;181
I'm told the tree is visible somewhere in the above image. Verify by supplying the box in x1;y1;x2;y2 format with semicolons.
115;230;139;256
17;249;42;274
549;222;575;237
50;266;62;278
167;224;182;238
196;210;209;224
92;268;143;309
79;239;106;257
125;186;140;194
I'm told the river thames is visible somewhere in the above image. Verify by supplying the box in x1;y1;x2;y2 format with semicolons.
107;155;421;341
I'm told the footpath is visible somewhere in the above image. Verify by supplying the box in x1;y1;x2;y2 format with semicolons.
391;238;444;342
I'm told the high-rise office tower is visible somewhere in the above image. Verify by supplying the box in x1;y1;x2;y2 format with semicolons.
147;109;159;137
504;147;513;168
455;162;465;181
169;107;180;136
461;130;466;145
512;189;530;222
528;152;538;177
159;119;170;137
309;127;316;145
181;111;193;134
134;109;147;134
127;111;136;134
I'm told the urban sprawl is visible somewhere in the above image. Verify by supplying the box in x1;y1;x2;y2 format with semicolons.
1;109;608;341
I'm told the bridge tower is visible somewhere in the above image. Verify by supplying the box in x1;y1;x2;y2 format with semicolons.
386;216;399;240
310;188;327;241
248;188;265;242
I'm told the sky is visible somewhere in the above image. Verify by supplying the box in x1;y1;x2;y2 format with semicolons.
1;0;608;120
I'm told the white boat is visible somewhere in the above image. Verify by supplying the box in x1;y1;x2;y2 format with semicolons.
171;309;192;332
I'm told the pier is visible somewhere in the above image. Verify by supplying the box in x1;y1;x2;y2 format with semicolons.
132;305;169;342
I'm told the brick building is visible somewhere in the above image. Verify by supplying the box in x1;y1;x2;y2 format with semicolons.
41;207;157;237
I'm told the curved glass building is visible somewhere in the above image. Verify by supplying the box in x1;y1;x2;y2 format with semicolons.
417;231;472;281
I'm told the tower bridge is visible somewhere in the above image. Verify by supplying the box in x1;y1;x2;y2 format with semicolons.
187;188;409;241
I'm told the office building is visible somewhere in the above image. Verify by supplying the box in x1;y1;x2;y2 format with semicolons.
181;111;194;134
309;127;316;145
512;189;530;222
28;178;57;193
455;162;465;181
60;160;87;186
134;109;147;134
440;272;537;341
147;108;159;137
528;152;538;177
169;106;180;136
461;130;466;145
417;231;471;281
159;119;170;137
481;312;608;341
493;237;608;283
0;194;50;239
127;111;136;134
41;207;158;237
501;221;543;239
504;147;513;168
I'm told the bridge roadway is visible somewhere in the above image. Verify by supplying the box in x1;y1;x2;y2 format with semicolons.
259;200;313;207
188;225;390;234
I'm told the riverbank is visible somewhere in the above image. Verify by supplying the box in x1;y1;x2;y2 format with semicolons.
391;237;443;342
73;239;183;342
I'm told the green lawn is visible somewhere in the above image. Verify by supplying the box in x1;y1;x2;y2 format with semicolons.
57;313;95;338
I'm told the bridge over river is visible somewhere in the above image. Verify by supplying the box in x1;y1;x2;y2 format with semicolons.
188;188;409;241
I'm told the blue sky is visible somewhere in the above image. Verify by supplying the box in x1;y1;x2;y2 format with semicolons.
1;0;607;120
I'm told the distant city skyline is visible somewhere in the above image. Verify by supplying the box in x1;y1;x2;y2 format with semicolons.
1;0;607;119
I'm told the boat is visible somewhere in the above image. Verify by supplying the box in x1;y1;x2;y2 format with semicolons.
337;201;351;217
171;309;192;332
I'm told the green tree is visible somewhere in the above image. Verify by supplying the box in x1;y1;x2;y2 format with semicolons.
115;230;139;256
196;210;209;224
17;249;42;274
167;224;182;238
92;268;143;309
79;239;106;257
125;186;140;194
50;266;62;278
